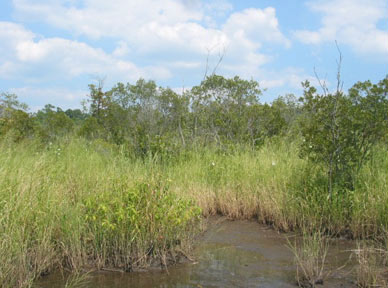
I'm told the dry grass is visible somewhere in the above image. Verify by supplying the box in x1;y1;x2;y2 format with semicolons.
354;239;388;287
287;229;330;287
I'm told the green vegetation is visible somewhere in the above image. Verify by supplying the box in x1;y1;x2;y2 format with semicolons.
0;74;387;287
0;139;201;287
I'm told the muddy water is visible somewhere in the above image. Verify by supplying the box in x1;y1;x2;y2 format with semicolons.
35;219;356;288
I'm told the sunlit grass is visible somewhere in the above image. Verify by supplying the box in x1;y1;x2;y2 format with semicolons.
0;137;387;287
0;138;201;287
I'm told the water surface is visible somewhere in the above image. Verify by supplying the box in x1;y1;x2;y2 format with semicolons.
36;218;356;287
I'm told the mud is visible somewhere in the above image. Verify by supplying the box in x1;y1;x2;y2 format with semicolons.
35;218;357;288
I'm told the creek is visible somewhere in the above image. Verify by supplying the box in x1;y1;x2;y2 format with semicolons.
36;218;356;288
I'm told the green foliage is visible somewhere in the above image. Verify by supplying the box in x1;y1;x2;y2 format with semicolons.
78;116;104;139
190;75;263;144
271;94;301;135
299;77;388;196
0;134;387;287
83;179;201;263
0;139;202;287
0;75;299;154
64;108;87;123
0;92;28;117
0;93;33;142
1;73;388;288
2;109;35;142
35;104;74;140
87;82;111;121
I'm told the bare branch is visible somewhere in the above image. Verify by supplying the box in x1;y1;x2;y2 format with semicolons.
314;67;329;96
203;48;211;81
335;41;344;94
202;44;227;80
211;46;226;76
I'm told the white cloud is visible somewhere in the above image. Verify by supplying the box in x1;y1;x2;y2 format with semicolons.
0;61;20;79
0;21;171;82
3;1;294;106
211;7;290;79
252;67;317;90
112;41;130;58
12;1;290;70
138;21;229;54
13;0;205;47
294;0;388;56
0;22;33;64
223;8;290;48
203;0;233;27
9;87;88;111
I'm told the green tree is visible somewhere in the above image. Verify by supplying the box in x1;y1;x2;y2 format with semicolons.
35;104;74;140
158;87;189;146
0;92;33;141
87;81;112;122
190;75;262;145
271;94;301;135
0;92;28;118
65;108;87;122
299;76;388;197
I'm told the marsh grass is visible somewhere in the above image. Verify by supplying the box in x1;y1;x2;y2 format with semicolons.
287;228;330;287
64;271;91;288
167;140;388;237
354;236;388;287
0;139;201;287
0;137;387;287
167;140;306;229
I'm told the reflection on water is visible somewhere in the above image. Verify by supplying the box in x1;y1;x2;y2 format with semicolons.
35;219;355;288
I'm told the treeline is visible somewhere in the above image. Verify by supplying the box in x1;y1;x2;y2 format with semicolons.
1;74;387;191
0;75;301;152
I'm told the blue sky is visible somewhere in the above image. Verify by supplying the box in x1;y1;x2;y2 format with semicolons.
0;0;387;111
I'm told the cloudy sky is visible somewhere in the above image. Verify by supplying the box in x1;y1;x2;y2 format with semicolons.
0;0;387;111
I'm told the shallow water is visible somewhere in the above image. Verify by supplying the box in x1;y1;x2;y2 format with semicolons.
35;219;356;288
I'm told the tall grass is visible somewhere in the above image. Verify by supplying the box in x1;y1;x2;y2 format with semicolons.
0;137;387;287
166;140;305;229
166;140;388;237
0;139;201;287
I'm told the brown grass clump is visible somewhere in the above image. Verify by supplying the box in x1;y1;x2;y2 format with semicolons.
287;229;329;287
354;241;388;287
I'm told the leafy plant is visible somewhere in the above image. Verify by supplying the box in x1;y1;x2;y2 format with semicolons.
83;179;201;269
299;76;388;198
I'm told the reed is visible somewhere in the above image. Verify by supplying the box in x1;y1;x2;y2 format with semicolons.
287;228;329;287
0;138;201;287
354;233;388;288
0;137;387;287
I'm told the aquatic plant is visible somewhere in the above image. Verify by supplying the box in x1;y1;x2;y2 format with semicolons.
287;229;329;287
0;139;201;287
0;136;387;287
354;237;388;287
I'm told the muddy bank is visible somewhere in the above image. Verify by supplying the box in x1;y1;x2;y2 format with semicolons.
35;218;356;288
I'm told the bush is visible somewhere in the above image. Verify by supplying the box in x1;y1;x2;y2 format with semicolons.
83;179;201;269
299;77;388;198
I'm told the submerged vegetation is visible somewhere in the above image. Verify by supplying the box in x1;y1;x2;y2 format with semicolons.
0;74;387;287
